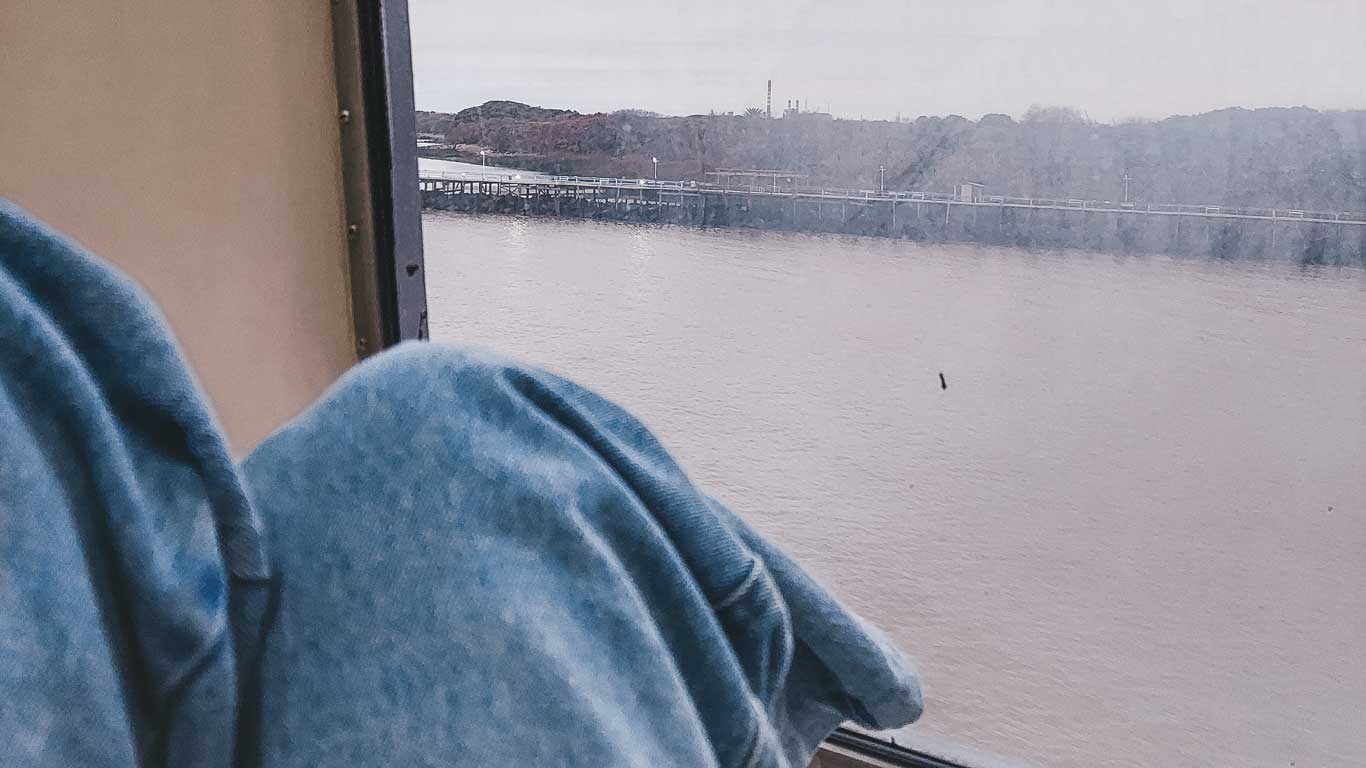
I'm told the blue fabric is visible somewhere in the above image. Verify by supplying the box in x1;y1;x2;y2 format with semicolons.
0;199;922;768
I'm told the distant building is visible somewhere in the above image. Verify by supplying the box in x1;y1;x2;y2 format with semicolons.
416;132;449;149
781;99;833;122
954;182;986;202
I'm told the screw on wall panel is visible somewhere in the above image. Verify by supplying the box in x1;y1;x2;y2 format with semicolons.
339;109;351;124
405;263;419;276
347;223;359;238
356;336;369;356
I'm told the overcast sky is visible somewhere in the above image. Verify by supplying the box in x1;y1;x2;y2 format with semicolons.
410;0;1366;122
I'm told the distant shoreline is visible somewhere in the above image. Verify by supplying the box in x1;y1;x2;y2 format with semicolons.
416;101;1366;223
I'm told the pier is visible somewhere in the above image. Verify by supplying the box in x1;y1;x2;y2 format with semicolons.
419;170;1366;262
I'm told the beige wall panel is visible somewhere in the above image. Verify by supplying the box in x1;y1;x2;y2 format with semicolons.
2;1;358;454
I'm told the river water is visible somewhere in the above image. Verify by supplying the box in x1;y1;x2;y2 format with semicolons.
422;212;1366;768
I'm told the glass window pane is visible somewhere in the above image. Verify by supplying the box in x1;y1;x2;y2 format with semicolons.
410;3;1366;765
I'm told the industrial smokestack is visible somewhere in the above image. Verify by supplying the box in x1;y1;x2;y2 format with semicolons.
766;79;772;119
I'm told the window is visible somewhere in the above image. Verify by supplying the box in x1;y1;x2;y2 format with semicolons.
406;3;1366;765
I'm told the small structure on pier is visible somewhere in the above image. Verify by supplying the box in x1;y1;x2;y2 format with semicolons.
954;182;986;203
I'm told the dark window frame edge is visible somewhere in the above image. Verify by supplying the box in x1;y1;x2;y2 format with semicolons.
822;728;973;768
332;0;428;358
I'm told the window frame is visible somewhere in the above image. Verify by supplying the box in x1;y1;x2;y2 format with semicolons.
334;0;428;356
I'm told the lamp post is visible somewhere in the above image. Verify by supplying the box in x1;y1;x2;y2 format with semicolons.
879;165;887;194
480;149;488;167
652;156;658;181
1122;173;1132;204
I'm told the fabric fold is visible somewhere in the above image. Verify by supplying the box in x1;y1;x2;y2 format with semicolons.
1;200;921;768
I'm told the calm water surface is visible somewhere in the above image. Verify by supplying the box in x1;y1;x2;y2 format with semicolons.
423;212;1366;768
